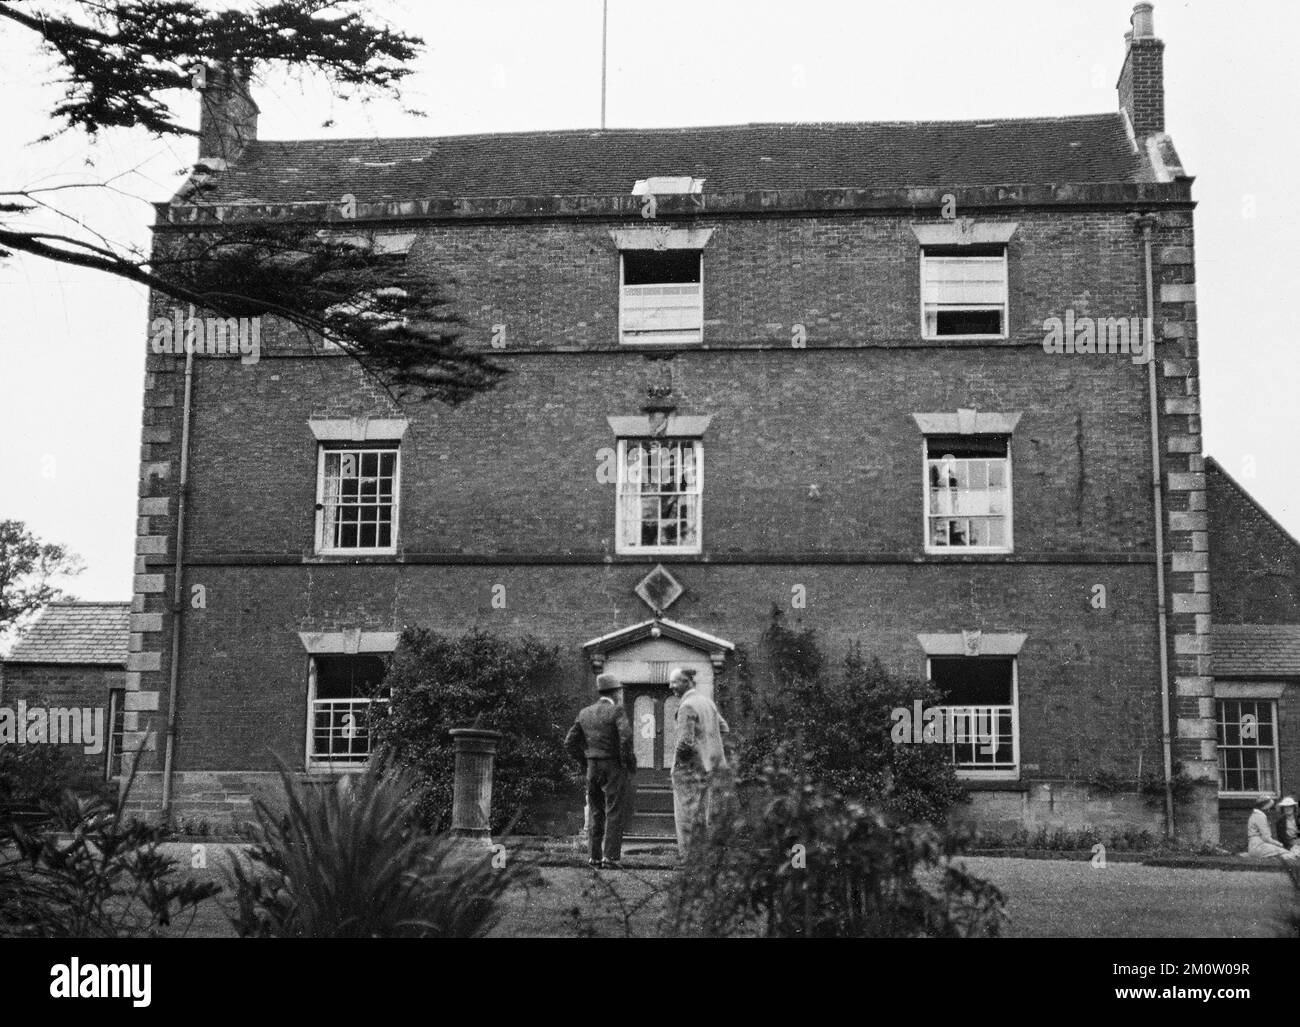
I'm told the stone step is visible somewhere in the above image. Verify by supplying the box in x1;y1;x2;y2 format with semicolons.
626;810;676;838
622;837;679;849
630;786;673;813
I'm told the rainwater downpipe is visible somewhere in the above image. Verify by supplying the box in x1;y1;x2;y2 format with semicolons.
1139;214;1176;840
160;304;196;824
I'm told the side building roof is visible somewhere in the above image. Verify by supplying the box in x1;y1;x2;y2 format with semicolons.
4;602;130;666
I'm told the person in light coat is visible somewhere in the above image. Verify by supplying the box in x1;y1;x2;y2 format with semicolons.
669;666;730;858
1247;794;1298;863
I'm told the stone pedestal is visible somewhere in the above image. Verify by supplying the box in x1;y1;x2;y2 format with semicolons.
449;728;502;848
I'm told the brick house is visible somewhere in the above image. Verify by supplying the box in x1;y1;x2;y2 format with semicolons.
1;601;130;782
119;3;1238;841
1206;458;1300;847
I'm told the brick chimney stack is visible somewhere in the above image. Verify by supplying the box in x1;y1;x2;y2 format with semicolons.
1117;2;1164;139
197;61;258;165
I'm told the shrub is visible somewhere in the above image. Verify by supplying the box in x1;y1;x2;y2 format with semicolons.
738;610;966;824
370;626;572;832
1084;769;1131;794
228;760;533;938
0;743;103;813
0;787;219;937
1140;759;1213;807
664;765;1006;938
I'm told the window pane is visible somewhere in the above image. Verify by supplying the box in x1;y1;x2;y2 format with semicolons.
623;250;701;285
1216;699;1277;793
619;440;701;549
925;440;1010;549
319;446;399;551
922;254;1006;337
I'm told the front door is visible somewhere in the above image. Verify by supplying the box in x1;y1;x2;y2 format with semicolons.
624;684;679;787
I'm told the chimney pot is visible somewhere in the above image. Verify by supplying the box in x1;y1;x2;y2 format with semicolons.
1131;3;1155;39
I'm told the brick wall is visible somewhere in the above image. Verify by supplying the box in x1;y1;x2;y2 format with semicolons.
1207;459;1300;624
0;662;123;781
132;198;1212;837
1206;458;1300;843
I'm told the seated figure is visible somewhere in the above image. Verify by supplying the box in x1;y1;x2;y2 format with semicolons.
1248;794;1298;862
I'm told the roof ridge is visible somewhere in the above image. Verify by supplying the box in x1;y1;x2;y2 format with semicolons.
247;112;1125;149
44;599;131;607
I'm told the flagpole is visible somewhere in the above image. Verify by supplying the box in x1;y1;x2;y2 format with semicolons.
600;0;608;129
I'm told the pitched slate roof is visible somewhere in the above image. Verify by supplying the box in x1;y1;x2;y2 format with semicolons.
194;113;1145;204
6;602;130;666
1214;625;1300;678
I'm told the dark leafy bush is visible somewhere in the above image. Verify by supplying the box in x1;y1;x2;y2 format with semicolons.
738;611;967;824
0;788;219;937
0;743;103;812
1084;768;1131;794
665;765;1006;938
228;761;534;938
370;626;572;832
1140;759;1213;807
971;823;1158;853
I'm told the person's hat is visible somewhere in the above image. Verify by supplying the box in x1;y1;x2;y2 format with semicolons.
1256;793;1276;807
596;672;622;693
1280;797;1298;808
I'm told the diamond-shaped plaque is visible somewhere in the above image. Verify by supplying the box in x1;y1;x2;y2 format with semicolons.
635;564;684;613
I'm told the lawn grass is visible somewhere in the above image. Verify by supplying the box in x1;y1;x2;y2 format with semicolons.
46;843;1296;939
959;856;1293;938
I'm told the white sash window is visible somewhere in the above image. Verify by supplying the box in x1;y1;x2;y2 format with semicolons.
616;438;703;554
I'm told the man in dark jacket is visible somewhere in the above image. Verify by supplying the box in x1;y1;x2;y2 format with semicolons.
564;672;636;869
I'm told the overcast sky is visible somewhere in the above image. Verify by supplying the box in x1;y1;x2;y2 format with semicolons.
0;0;1296;605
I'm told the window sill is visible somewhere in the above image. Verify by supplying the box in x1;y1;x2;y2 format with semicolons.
922;334;1009;342
313;548;399;559
926;547;1014;557
616;546;703;557
957;770;1021;783
306;762;370;775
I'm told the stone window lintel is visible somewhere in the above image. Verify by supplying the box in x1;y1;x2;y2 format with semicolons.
308;417;410;442
913;410;1022;436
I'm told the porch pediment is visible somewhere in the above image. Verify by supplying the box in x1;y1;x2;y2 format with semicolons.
581;617;735;672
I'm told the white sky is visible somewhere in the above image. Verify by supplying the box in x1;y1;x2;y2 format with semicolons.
0;0;1296;604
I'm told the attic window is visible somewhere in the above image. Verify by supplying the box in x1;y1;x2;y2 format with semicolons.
632;176;704;195
619;249;703;346
921;245;1008;340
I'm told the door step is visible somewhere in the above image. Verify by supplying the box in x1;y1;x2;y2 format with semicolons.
630;784;674;813
625;810;676;838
